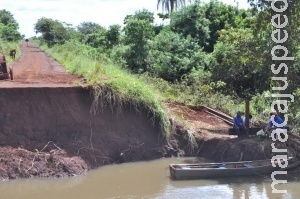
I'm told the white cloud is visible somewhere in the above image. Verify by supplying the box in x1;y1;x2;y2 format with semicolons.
0;0;250;38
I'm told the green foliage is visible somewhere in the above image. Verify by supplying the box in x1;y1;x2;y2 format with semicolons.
84;29;107;49
247;0;297;13
0;10;22;41
169;1;253;52
249;1;300;93
210;28;271;98
288;89;300;133
153;24;164;35
0;9;17;25
149;28;206;82
35;17;70;46
64;23;80;41
204;0;252;52
123;12;155;72
124;9;154;24
77;22;107;49
170;3;210;49
0;23;22;41
77;22;102;35
109;44;128;68
106;25;121;48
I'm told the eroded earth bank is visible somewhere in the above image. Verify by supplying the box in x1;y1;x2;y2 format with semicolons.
0;87;165;180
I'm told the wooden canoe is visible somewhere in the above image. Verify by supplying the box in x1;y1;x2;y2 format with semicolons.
169;157;298;180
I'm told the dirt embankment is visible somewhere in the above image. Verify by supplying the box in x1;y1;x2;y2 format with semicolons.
0;87;165;180
166;102;299;160
0;41;299;181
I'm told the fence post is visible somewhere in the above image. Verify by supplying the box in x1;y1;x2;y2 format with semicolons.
245;100;250;137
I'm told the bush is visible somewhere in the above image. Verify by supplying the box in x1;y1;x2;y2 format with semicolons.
149;28;206;82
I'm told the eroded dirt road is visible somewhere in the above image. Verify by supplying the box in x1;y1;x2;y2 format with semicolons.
0;42;89;180
1;41;82;87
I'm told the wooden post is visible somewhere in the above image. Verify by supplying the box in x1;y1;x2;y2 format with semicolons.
245;100;250;138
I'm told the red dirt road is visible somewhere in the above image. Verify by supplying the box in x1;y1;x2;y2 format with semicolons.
1;41;82;87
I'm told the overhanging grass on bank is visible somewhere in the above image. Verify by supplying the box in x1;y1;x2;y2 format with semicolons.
37;41;170;138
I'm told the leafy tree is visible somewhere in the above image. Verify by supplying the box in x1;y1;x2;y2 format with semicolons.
247;0;297;12
170;3;210;49
35;18;70;46
106;25;121;48
0;23;22;41
210;28;270;98
149;28;206;82
246;0;300;122
0;10;17;25
124;9;154;24
123;11;155;72
63;23;80;40
169;1;253;52
0;10;22;41
83;31;107;49
77;22;108;49
77;22;102;35
157;0;187;13
203;0;252;52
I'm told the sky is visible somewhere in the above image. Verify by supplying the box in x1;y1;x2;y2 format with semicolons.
0;0;250;38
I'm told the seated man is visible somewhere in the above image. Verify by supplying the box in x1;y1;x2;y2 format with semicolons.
243;114;253;127
233;111;245;139
267;111;286;140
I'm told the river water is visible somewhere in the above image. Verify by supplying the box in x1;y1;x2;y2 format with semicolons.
0;157;299;199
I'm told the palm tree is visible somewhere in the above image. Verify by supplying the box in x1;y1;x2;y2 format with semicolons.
157;0;187;13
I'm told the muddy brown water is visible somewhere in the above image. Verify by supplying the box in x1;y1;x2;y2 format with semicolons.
0;157;299;199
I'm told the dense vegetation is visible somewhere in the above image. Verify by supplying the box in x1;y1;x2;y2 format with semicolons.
1;0;300;133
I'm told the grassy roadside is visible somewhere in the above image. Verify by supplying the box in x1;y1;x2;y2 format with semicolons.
0;41;20;63
36;41;171;138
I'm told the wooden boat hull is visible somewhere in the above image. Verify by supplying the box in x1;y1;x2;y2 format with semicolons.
170;158;297;180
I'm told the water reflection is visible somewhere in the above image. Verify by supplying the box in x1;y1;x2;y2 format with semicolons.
0;157;299;199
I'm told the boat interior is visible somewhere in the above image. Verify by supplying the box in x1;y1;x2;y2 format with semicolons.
172;159;287;169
